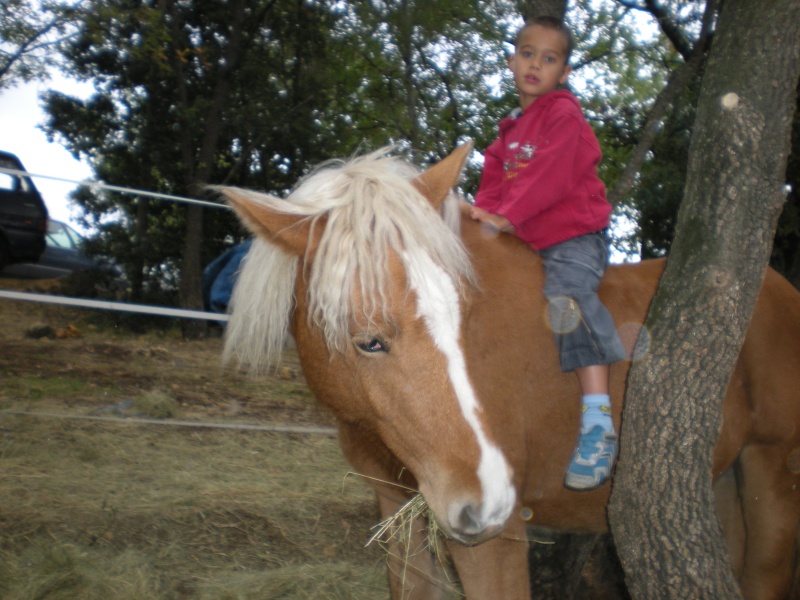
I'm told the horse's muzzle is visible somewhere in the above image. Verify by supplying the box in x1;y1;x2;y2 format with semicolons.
443;498;512;545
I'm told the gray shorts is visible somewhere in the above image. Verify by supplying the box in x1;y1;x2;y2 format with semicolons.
540;232;627;373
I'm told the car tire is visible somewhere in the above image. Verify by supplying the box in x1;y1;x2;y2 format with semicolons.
0;238;9;271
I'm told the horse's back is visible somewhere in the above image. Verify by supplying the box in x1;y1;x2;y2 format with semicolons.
738;268;800;443
601;257;665;323
602;258;800;452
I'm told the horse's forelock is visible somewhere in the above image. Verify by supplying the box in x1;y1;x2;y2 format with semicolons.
225;149;475;371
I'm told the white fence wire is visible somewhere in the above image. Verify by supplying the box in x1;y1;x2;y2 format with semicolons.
1;166;234;322
0;166;229;209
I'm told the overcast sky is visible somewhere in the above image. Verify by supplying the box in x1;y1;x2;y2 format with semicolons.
0;76;93;230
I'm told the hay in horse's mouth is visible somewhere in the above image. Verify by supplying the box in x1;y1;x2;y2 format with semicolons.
366;493;445;558
344;472;445;558
367;493;457;591
344;472;458;591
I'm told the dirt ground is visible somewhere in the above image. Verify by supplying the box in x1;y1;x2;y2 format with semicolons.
0;279;332;428
0;278;400;599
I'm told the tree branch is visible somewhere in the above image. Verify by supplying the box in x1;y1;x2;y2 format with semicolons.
606;0;717;207
614;0;703;61
644;0;693;59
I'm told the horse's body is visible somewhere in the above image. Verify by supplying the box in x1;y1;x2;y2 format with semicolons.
221;145;800;599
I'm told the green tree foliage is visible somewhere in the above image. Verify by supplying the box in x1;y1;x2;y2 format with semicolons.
39;0;517;303
0;0;80;89
568;1;708;259
629;71;701;259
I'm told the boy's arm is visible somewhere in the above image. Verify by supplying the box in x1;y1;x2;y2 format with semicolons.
469;206;515;233
471;140;515;233
473;139;504;213
496;109;586;228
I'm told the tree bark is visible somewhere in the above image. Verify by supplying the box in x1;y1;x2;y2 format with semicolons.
609;2;800;599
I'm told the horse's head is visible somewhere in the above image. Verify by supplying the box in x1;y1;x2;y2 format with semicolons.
219;144;516;544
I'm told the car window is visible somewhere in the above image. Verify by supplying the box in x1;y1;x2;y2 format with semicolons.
64;224;83;248
47;229;73;248
0;171;16;191
0;158;35;193
46;221;84;249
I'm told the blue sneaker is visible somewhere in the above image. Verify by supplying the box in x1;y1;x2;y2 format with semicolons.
564;425;618;491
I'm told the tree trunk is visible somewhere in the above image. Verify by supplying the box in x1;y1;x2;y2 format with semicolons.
527;528;629;600
172;0;248;338
399;0;420;148
130;196;149;302
609;1;800;599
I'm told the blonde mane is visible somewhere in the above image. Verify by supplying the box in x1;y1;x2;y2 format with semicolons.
223;148;475;373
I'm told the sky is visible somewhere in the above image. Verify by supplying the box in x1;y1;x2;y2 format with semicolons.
0;76;94;230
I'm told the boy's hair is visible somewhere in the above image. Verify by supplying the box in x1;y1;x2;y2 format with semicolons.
515;16;575;62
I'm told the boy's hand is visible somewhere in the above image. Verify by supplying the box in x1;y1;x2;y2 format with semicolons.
469;206;515;234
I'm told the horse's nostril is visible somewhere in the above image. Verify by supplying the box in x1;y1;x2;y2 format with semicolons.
457;503;483;535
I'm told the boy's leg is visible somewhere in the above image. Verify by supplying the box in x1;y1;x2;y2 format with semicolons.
539;233;623;490
564;364;618;491
576;364;608;395
541;233;625;372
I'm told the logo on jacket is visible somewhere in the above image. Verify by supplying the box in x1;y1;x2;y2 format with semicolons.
519;141;536;159
503;140;537;179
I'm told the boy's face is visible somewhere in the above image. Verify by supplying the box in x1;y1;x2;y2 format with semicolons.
508;24;571;109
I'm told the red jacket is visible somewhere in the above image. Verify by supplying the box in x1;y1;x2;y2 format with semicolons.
475;90;611;251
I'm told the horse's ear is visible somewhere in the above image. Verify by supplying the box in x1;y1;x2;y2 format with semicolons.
413;140;474;210
220;188;319;257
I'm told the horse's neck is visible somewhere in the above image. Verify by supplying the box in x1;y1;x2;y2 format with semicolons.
461;218;551;365
463;222;544;312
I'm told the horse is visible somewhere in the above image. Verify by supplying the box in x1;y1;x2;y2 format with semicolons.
219;143;800;599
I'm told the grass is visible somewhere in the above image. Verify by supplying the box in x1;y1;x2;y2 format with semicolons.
0;374;90;401
0;412;388;598
133;389;179;418
0;291;393;599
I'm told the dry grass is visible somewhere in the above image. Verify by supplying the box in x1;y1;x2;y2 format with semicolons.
366;493;463;598
0;416;388;598
367;494;446;565
0;290;391;599
133;389;179;418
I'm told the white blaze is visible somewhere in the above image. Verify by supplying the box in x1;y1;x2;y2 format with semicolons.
403;250;515;528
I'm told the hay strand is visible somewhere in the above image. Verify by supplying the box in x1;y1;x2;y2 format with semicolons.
367;494;458;595
343;472;460;595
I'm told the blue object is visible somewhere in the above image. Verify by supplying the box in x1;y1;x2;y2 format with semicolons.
202;240;252;313
580;394;613;432
564;424;618;491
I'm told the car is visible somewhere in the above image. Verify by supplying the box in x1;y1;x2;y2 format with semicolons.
0;151;49;269
0;219;104;280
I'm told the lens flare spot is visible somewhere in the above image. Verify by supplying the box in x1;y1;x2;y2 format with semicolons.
546;296;581;334
720;92;739;110
520;507;534;521
786;448;800;474
618;322;651;360
479;222;501;239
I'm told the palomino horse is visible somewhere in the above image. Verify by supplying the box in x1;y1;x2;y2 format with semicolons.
220;144;800;599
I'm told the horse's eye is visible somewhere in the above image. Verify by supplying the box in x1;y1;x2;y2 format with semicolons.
356;338;388;354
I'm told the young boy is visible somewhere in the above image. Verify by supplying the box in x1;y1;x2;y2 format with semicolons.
470;16;626;491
